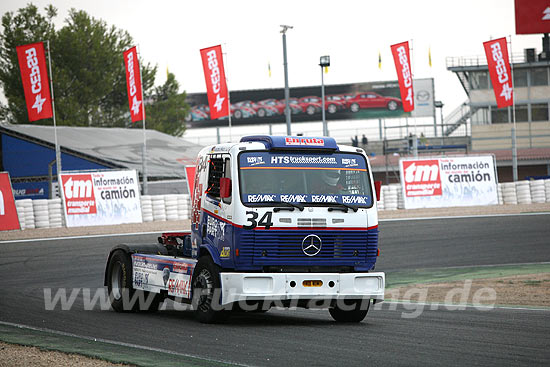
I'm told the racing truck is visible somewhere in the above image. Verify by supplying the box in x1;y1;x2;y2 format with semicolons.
105;135;385;323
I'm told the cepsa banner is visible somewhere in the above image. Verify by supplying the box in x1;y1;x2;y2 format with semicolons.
16;42;53;122
124;46;145;123
0;172;20;231
59;170;142;227
200;45;229;120
483;38;513;109
515;0;550;35
399;156;498;209
391;41;414;112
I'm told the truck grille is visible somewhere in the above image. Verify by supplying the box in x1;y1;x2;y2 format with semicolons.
237;228;378;267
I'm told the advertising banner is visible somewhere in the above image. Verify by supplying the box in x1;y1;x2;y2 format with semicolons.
483;37;513;109
390;41;414;112
59;170;142;227
200;45;229;120
399;156;498;209
185;78;434;127
515;0;550;35
123;46;145;123
16;42;53;122
0;172;21;231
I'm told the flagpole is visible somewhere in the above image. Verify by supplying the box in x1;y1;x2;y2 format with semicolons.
223;43;232;142
410;39;418;155
508;35;518;182
137;45;148;195
46;40;62;179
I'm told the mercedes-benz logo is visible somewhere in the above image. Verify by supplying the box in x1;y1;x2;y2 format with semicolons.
302;234;322;256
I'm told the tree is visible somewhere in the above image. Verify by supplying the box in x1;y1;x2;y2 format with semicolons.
0;4;158;128
140;72;189;137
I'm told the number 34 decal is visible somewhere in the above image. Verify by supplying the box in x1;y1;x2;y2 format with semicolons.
243;211;273;230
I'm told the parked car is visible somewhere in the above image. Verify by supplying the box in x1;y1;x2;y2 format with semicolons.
231;102;257;119
346;92;402;112
185;105;209;122
235;100;278;118
258;99;302;115
324;95;348;113
297;96;323;115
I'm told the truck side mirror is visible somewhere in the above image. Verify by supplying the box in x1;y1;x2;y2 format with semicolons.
374;181;382;201
220;177;231;198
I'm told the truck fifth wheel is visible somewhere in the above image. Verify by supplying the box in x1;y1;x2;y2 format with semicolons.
105;135;385;323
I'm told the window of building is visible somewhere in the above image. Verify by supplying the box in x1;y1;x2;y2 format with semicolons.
514;104;528;122
471;107;490;125
531;103;549;121
513;69;528;87
470;71;489;90
491;107;509;123
531;68;549;86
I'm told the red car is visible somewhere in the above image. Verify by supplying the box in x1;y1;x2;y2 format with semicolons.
234;100;279;118
258;99;302;115
346;92;402;112
324;95;348;113
297;96;323;115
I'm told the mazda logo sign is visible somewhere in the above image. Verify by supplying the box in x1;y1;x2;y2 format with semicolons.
416;90;430;102
302;234;322;256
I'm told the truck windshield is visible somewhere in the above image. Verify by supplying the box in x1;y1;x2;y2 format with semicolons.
238;151;373;208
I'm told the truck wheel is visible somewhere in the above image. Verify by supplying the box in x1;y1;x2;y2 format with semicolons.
191;256;229;323
329;299;370;322
107;250;160;312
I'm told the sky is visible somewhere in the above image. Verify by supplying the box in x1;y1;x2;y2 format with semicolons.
0;0;544;119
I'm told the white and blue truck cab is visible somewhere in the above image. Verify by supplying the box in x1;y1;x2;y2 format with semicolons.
105;135;385;323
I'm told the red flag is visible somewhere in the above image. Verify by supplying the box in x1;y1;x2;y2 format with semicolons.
16;42;53;122
515;0;550;35
483;38;513;109
390;41;414;112
200;45;229;120
123;46;145;122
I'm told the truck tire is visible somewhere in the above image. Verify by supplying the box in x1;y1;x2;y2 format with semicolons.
191;255;229;323
329;299;370;322
107;250;160;313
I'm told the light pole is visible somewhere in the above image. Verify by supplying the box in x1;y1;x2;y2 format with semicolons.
319;55;330;136
281;25;293;135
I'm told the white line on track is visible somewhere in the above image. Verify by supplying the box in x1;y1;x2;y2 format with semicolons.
0;320;250;366
379;211;550;222
380;300;550;312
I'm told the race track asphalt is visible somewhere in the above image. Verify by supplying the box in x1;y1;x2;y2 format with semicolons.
0;214;549;366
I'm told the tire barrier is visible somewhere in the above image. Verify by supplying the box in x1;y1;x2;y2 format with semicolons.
377;179;550;210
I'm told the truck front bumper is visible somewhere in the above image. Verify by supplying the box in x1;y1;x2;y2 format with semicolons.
220;272;385;306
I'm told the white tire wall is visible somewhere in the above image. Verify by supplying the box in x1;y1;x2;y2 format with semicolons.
32;199;50;228
141;195;153;222
47;198;64;228
151;195;166;221
529;180;546;204
515;181;531;204
177;194;190;220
